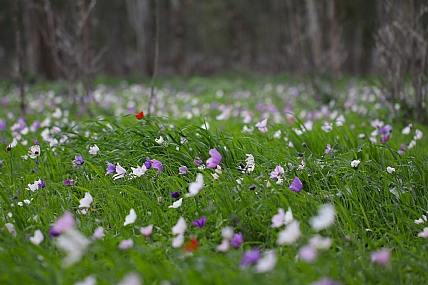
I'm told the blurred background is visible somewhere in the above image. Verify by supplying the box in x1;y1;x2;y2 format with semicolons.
0;0;427;121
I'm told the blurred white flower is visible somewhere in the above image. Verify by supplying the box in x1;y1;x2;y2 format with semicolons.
29;229;44;245
56;228;91;267
276;220;301;245
351;160;360;168
255;250;277;273
386;167;395;174
89;144;99;155
124;209;137;226
74;275;96;285
310;204;336;231
79;192;93;208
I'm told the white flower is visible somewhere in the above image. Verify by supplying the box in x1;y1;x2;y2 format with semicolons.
321;122;333;133
28;145;41;159
172;234;185;248
131;165;147;177
417;227;428;238
172;217;187;235
401;124;412;135
113;163;126;180
29;230;44;245
386;167;395;174
185;173;204;197
155;136;164;144
415;129;423;140
5;223;16;236
350;160;360;168
56;228;91;267
89;144;99;155
27;179;41;191
310;204;336;231
221;226;234;240
271;208;293;228
79;192;93;208
124;209;137;226
117;273;141;285
216;239;230;252
255;250;277;273
308;234;332;250
7;138;18;149
168;198;183;209
276;220;301;245
74;275;96;285
415;215;427;224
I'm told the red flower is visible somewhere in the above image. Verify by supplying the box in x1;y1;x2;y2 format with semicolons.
184;237;199;252
135;111;144;120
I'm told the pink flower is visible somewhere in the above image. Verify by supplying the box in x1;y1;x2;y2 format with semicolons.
270;165;284;179
118;239;134;250
140;225;153;237
255;119;268;133
50;211;75;236
206;148;222;168
93;227;104;240
418;227;428;238
298;245;317;262
370;248;390;265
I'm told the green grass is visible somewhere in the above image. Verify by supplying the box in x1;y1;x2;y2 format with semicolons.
0;75;427;285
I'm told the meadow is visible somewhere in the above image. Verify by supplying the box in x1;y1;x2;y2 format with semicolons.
0;75;427;285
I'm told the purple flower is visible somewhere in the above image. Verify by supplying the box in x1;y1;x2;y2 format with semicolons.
144;157;152;169
106;162;115;175
0;160;3;165
249;184;256;190
398;143;406;155
38;181;46;188
240;248;261;268
30;121;40;132
380;135;389;143
73;155;84;165
32;139;40;145
12;190;20;200
230;233;244;248
270;165;284;179
64;179;75;186
0;121;6;131
289;176;303;192
206;148;222;168
171;190;181;198
49;211;75;237
31;168;38;173
179;165;187;174
191;216;207;228
151;159;163;173
324;144;331;154
379;124;392;135
194;158;203;165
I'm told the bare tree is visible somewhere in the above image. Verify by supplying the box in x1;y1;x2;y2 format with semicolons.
12;0;25;115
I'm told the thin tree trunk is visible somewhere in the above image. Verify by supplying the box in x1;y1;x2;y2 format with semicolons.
148;0;159;115
305;0;322;69
12;0;26;115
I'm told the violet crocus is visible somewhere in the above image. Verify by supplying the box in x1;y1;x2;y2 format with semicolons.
50;211;75;237
398;144;406;155
289;176;303;192
194;158;203;165
179;165;187;174
151;159;163;173
144;157;152;169
63;179;75;186
324;144;331;154
38;180;46;188
206;148;222;168
231;233;244;248
191;216;207;228
0;121;6;131
106;162;116;175
240;247;261;268
73;155;84;165
171;190;181;198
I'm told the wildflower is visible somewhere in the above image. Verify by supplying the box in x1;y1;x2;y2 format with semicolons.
50;211;75;236
118;239;134;250
168;198;183;208
172;234;185;248
140;225;153;237
415;129;423;140
38;180;46;188
144;158;152;169
113;163;126;180
131;165;147;177
74;275;96;285
155;136;164;144
73;155;84;165
194;158;203;165
289;177;303;192
370;248;390;265
135;111;144;120
124;209;137;226
117;273;142;285
270;165;284;179
386;167;395;174
6;137;18;151
350;159;360;168
172;217;187;235
79;192;93;208
276;220;301;245
93;227;104;240
5;223;16;236
56;228;91;267
179;166;187;174
217;239;230;252
310;204;336;231
27;179;42;191
28;145;41;159
240;248;261;268
151;159;163;173
231;233;244;248
324;144;331;154
401;124;412;134
221;226;234;239
398;144;407;155
185;173;204;197
191;216;207;228
171;190;181;198
29;229;44;245
255;119;268;133
417;227;428;238
298;245;317;262
184;237;200;252
271;208;293;228
249;184;256;190
415;215;427;224
206;148;222;168
105;162;116;175
321;122;333;132
245;154;255;173
89;144;99;155
64;179;75;186
309;235;332;250
297;160;305;170
255;250;277;273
